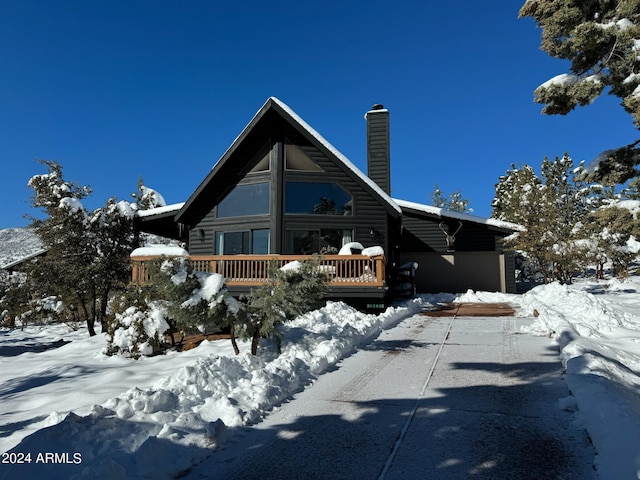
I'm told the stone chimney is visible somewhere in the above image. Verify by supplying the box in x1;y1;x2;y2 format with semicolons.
366;104;390;195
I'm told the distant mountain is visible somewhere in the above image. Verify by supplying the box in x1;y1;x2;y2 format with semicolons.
0;228;44;269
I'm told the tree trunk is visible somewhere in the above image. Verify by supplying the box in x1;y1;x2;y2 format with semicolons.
230;324;240;355
77;293;96;337
86;317;96;336
251;329;261;355
597;262;604;280
91;286;98;333
99;288;110;332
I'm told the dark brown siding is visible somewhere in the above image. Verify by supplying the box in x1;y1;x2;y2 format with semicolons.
282;123;390;254
400;213;503;253
399;251;510;293
366;109;390;195
398;210;517;293
186;114;393;256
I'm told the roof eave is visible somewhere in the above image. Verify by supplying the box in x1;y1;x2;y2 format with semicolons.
270;98;401;218
394;198;523;233
175;98;280;223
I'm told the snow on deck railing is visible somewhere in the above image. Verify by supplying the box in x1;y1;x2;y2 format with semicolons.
131;254;386;288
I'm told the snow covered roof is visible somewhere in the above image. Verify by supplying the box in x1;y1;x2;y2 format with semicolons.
130;245;189;257
393;198;523;232
271;98;401;215
1;248;48;270
136;202;185;218
136;100;519;233
0;227;47;270
176;97;401;222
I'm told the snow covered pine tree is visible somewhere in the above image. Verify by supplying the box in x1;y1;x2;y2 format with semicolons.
520;0;640;184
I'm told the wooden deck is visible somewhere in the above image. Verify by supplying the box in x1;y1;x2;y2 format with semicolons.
422;303;515;317
131;254;386;289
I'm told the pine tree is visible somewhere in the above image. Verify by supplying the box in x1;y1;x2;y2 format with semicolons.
0;273;30;328
239;257;328;355
622;177;640;199
540;155;593;283
493;163;552;281
493;156;598;283
430;184;472;213
520;0;640;184
26;160;139;336
587;205;640;277
431;185;447;209
114;256;239;356
145;257;235;334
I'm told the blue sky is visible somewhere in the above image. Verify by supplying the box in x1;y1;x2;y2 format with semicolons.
1;1;639;228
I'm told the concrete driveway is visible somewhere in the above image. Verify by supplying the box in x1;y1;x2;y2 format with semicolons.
189;312;596;479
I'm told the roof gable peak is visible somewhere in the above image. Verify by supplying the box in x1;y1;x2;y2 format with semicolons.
176;98;400;222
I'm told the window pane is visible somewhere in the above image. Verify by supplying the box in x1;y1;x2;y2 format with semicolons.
249;146;271;172
285;229;352;254
320;229;345;253
252;229;270;254
217;229;270;254
218;183;269;218
285;144;323;171
286;230;319;254
285;182;352;215
222;231;249;254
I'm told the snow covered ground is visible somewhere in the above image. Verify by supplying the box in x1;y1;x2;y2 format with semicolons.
1;280;639;479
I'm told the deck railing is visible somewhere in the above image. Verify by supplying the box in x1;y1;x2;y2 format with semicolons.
131;254;386;288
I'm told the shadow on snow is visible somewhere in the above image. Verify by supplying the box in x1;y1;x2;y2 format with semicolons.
1;348;597;480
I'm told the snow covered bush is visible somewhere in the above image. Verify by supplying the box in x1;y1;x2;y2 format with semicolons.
0;271;69;328
149;257;239;329
105;303;170;358
141;256;242;353
0;272;29;328
587;203;640;278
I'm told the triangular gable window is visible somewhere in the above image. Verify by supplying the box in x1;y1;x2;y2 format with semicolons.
285;142;324;171
249;143;272;173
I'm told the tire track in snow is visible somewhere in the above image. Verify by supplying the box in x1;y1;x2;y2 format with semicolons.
377;310;458;480
502;316;519;363
332;316;433;403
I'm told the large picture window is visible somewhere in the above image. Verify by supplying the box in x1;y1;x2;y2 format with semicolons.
285;182;352;215
216;229;270;255
285;229;353;254
217;182;269;218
